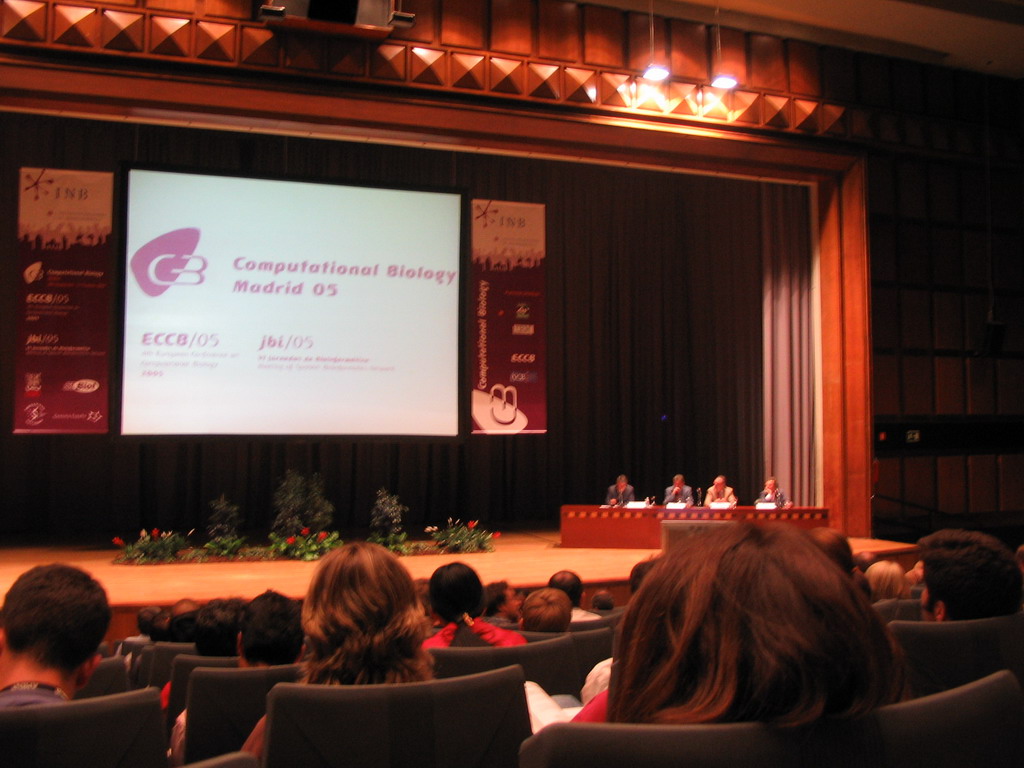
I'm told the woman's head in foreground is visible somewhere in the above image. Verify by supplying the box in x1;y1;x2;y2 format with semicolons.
610;523;905;726
302;541;432;685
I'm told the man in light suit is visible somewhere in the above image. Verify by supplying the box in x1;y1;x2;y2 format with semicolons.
705;475;737;506
662;474;694;506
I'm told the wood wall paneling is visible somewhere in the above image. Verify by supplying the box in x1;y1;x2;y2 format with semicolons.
717;26;746;86
960;231;989;290
389;0;436;43
858;54;891;109
537;0;578;61
441;0;486;49
897;222;930;284
869;218;897;282
929;226;962;286
931;291;963;350
873;353;900;415
997;359;1024;414
820;46;856;102
872;285;899;348
892;59;924;115
1000;454;1024;511
967;356;996;414
582;4;623;68
901;355;935;414
204;0;250;21
866;155;895;215
749;33;785;92
626;10;665;73
936;455;967;514
787;40;819;97
933;357;965;414
668;18;707;82
927;164;959;223
967;454;998;514
490;0;532;56
923;65;957;118
896;161;928;220
899;289;931;350
903;455;937;512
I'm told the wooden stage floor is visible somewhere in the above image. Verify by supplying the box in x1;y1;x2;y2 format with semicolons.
0;530;917;642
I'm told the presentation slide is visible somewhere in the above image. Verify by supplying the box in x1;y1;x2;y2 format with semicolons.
121;169;462;436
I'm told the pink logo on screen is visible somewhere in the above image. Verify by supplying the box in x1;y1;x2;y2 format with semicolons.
130;228;207;297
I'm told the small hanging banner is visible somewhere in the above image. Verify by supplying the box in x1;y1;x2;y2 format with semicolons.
470;200;547;435
13;168;113;434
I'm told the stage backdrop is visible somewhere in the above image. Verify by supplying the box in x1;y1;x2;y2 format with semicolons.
470;199;547;434
13;168;113;434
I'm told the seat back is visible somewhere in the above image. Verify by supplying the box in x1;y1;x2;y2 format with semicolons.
263;665;531;768
183;753;259;768
890;612;1024;696
567;627;614;690
141;641;196;689
0;688;166;768
873;598;923;623
568;613;621;632
429;634;580;696
166;654;238;731
184;664;302;764
74;655;130;699
519;671;1024;768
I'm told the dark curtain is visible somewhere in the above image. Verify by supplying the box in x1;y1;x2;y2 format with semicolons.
0;113;811;536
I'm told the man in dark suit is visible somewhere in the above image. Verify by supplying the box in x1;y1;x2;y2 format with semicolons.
662;474;694;506
604;474;635;506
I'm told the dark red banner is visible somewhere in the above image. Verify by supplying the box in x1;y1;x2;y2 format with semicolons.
470;200;547;434
13;168;113;433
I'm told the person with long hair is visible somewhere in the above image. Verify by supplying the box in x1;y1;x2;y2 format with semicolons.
865;560;909;602
243;542;432;756
423;562;526;647
575;523;906;725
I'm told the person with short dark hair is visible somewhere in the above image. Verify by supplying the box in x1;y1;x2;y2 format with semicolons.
520;588;572;632
919;529;1022;621
548;570;600;622
0;563;111;707
483;580;523;629
423;562;526;647
195;598;247;657
605;475;635;506
239;590;303;667
662;474;693;506
590;590;615;612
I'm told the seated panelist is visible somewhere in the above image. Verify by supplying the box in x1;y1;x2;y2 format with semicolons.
605;474;635;506
662;474;693;506
705;475;737;506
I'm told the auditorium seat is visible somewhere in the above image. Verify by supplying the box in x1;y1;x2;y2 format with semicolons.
74;655;129;699
873;598;923;622
0;688;166;768
183;664;302;764
136;641;196;689
568;613;620;632
519;671;1024;768
182;754;257;768
166;654;239;732
890;612;1024;697
262;665;531;768
429;634;581;699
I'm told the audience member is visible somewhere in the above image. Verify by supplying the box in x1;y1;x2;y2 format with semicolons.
629;556;659;595
808;526;871;598
865;560;908;602
123;605;161;644
483;580;524;628
170;591;303;765
0;564;111;707
548;570;601;622
575;524;905;724
853;550;879;574
169;598;201;643
590;590;615;612
150;608;172;642
424;562;526;647
520;589;572;632
1016;544;1024;575
194;598;247;657
918;529;1022;621
242;542;432;757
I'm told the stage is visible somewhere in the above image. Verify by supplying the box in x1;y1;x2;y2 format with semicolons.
0;528;918;644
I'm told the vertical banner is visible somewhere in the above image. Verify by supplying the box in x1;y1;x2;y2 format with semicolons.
13;168;113;433
470;200;547;434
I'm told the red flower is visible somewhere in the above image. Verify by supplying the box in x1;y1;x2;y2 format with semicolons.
112;537;125;547
317;531;328;542
467;520;477;530
492;531;501;539
301;527;311;536
286;536;297;545
151;529;160;538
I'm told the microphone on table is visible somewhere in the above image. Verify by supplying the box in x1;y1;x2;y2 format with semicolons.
696;487;703;506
